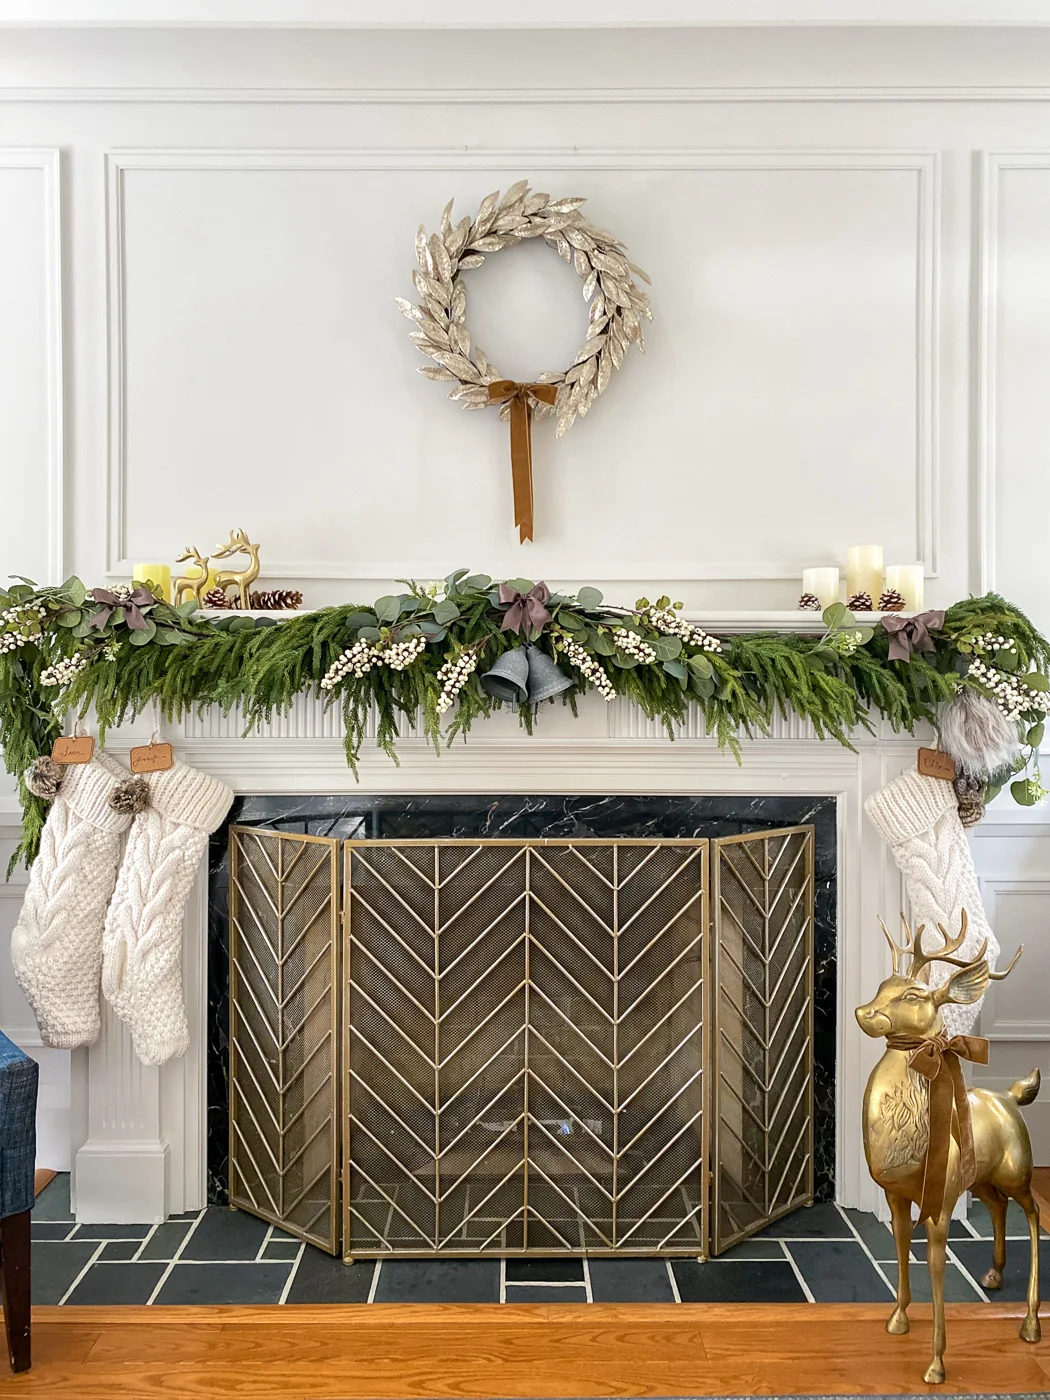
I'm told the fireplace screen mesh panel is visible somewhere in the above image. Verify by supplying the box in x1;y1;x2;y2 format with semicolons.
711;828;815;1254
228;829;340;1254
343;840;709;1258
227;825;816;1259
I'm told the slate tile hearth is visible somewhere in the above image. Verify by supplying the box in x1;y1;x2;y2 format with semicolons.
32;1175;1048;1308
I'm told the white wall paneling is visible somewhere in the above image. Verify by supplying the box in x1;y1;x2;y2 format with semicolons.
0;148;63;587
976;152;1050;637
104;148;938;588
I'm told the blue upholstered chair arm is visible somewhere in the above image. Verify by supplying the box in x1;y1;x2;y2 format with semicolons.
0;1030;38;1219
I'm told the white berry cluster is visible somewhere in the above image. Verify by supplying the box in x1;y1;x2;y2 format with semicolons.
645;606;723;653
112;583;133;602
556;634;617;701
611;628;657;665
320;633;428;691
0;630;28;655
967;656;1050;722
320;638;381;689
40;652;90;687
969;632;1016;656
1;605;46;627
436;647;479;714
382;635;427;671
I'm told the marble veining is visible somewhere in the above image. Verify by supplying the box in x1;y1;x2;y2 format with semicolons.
208;794;837;1207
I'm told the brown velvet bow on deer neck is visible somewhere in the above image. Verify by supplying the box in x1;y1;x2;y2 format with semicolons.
499;581;552;637
88;587;157;632
886;1029;989;1223
486;380;559;544
881;610;946;662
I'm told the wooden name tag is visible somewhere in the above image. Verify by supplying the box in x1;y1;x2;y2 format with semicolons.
130;742;173;774
51;735;94;765
918;747;956;781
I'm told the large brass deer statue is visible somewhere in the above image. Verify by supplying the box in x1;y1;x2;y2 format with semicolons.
856;911;1040;1383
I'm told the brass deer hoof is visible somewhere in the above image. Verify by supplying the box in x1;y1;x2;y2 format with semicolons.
981;1267;1003;1289
923;1359;946;1385
1020;1314;1041;1343
886;1307;910;1335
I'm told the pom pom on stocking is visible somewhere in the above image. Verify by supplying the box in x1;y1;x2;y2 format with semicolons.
25;755;65;801
109;777;151;816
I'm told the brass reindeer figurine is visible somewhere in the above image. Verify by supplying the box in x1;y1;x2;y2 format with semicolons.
173;545;211;607
856;911;1040;1384
211;528;260;609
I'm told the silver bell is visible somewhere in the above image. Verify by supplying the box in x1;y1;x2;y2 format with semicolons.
525;645;574;704
479;646;530;704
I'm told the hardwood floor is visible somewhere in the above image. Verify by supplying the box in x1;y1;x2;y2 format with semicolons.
0;1302;1046;1397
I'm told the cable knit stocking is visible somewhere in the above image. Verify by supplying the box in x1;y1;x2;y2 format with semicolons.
102;761;233;1067
11;752;135;1048
865;768;999;1036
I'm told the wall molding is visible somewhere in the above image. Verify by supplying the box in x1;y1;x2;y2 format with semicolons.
978;877;1050;1042
0;148;64;584
975;150;1050;595
11;84;1050;106
104;146;940;585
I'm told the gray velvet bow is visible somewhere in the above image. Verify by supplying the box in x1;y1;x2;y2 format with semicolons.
882;609;946;661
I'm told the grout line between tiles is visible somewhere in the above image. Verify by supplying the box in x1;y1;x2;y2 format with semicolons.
144;1209;206;1305
256;1224;275;1262
582;1256;593;1303
499;1256;507;1304
946;1245;990;1302
57;1242;106;1305
277;1244;305;1304
505;1278;590;1288
131;1223;160;1262
836;1203;896;1296
780;1240;816;1303
366;1258;382;1304
665;1258;682;1304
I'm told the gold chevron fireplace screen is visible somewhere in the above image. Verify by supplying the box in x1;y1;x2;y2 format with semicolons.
228;828;814;1261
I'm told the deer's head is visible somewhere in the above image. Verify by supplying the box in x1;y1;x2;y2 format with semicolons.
175;546;205;565
855;911;1021;1041
212;528;253;559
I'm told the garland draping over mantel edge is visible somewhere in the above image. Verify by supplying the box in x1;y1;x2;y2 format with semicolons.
1;569;1048;869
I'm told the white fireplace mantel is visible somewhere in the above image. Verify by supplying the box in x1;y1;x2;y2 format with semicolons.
69;691;927;1223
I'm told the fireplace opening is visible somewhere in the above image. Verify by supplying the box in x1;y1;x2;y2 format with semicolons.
208;796;836;1259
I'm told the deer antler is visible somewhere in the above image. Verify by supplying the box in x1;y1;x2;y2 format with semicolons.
909;909;979;980
988;943;1024;980
880;913;927;977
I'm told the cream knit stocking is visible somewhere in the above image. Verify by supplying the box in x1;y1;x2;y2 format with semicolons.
102;761;233;1067
865;768;999;1037
11;752;135;1048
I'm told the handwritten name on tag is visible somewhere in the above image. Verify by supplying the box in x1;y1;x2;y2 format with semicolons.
130;742;173;774
51;735;95;765
918;747;957;782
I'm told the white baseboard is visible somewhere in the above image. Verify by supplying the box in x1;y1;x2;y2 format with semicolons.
74;1139;169;1224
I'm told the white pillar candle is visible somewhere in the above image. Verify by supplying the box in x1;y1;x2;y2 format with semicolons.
802;567;840;608
846;545;883;606
885;563;924;612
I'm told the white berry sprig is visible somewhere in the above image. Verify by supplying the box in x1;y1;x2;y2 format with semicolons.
553;631;617;700
436;646;480;714
321;633;428;691
644;605;722;653
40;653;90;687
611;628;657;665
967;656;1050;723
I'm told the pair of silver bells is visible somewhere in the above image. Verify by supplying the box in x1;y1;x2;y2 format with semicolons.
479;644;574;705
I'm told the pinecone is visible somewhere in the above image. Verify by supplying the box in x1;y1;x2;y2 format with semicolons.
955;773;986;828
248;589;303;611
203;587;232;609
846;591;873;611
878;588;906;612
797;592;822;611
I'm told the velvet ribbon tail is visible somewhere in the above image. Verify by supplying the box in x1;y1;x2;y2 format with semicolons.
487;380;558;544
887;1031;989;1223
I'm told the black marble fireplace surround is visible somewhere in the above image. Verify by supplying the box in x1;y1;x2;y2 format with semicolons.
207;794;837;1210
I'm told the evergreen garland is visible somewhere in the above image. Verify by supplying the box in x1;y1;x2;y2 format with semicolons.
2;569;1048;870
